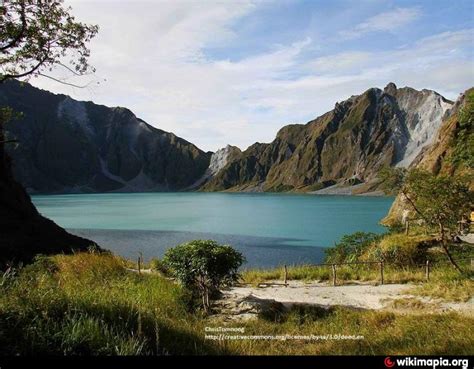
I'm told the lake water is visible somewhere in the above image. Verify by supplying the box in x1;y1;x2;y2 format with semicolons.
32;193;393;268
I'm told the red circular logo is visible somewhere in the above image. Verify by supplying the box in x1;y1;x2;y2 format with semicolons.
384;357;395;368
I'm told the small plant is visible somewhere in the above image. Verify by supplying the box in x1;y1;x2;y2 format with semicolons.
149;258;169;275
325;231;381;263
163;240;245;312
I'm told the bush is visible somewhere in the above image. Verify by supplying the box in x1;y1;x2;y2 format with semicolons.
149;258;169;275
163;240;245;311
325;232;382;263
362;233;434;265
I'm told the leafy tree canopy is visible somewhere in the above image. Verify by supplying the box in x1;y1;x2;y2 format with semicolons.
1;0;98;83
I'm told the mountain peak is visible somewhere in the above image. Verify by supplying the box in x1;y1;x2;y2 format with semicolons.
383;82;397;95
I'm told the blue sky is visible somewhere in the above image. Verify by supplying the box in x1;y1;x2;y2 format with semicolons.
32;0;474;152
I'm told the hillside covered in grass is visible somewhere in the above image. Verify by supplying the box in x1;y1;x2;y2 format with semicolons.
1;251;473;355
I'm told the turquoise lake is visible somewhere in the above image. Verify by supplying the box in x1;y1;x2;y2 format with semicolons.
32;193;394;268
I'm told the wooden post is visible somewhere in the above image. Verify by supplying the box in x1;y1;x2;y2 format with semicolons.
379;261;384;285
405;220;410;235
425;260;430;281
332;264;336;286
137;256;141;275
284;265;288;286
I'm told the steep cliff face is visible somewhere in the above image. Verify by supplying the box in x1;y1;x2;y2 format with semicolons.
412;88;473;176
0;110;97;265
188;145;241;189
382;88;474;225
202;83;453;192
0;81;212;193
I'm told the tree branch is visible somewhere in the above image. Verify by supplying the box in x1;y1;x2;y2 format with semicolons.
0;2;27;52
0;55;49;83
401;189;430;224
36;72;94;88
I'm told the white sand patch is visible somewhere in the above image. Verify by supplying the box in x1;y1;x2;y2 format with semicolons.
213;281;473;320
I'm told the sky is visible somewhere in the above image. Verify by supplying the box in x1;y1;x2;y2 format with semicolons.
30;0;474;152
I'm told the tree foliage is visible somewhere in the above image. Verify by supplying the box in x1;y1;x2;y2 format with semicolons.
1;0;98;83
379;166;407;196
163;240;245;311
402;169;473;272
403;169;472;236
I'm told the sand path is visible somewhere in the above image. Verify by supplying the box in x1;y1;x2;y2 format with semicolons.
213;281;473;320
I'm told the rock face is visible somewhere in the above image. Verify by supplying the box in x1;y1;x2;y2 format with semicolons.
0;80;212;193
188;145;241;189
0;113;97;266
202;83;453;192
382;88;474;225
208;145;242;176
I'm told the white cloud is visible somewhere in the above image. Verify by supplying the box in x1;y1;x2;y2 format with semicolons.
339;7;421;40
308;51;371;73
28;2;473;153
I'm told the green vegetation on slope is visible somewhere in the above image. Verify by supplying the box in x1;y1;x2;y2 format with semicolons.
1;251;473;355
449;88;474;170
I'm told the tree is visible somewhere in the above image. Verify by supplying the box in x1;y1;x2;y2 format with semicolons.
379;166;407;196
163;240;245;312
0;1;99;265
0;0;98;176
1;0;98;84
401;170;473;272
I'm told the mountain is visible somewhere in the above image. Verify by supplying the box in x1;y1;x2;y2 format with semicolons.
1;81;458;196
0;80;212;193
0;108;97;265
202;83;453;193
187;145;241;189
0;164;97;265
382;87;474;225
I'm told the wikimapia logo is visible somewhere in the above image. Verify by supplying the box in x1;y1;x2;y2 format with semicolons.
384;356;470;369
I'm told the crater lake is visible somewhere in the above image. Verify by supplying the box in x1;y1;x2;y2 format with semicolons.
32;192;394;268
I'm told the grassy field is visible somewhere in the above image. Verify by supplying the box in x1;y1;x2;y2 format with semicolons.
0;252;473;355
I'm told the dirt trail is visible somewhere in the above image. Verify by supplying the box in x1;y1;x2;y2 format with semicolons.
213;281;473;321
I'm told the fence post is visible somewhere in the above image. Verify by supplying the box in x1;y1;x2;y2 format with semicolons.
284;265;288;286
379;261;384;285
425;260;430;281
137;256;141;275
405;220;410;235
332;264;336;286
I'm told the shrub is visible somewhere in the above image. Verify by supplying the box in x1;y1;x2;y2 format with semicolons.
149;258;169;275
325;232;382;263
362;233;434;265
163;240;245;311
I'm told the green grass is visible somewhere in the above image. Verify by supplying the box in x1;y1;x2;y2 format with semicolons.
1;252;473;355
217;307;473;355
411;267;474;302
242;260;473;302
0;253;221;355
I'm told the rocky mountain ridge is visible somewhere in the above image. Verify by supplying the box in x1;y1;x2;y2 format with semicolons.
1;81;459;195
202;83;453;193
0;80;211;193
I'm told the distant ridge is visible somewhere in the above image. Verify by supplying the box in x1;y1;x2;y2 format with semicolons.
0;80;211;193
